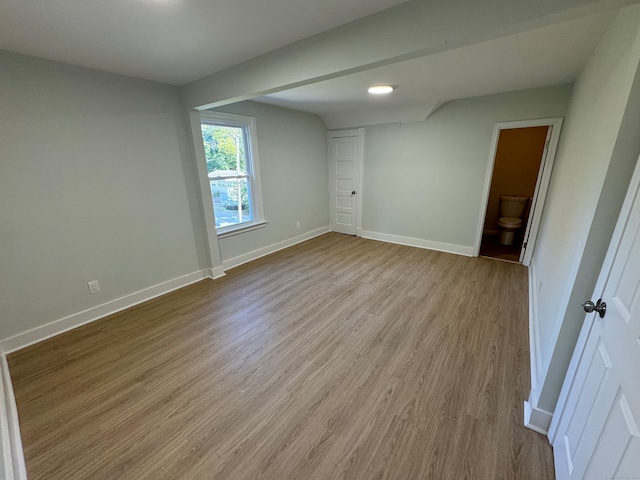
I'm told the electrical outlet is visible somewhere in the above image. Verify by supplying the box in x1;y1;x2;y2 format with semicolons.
296;221;301;229
88;280;101;294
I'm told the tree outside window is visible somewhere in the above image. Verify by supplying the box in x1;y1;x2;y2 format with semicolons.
199;112;264;232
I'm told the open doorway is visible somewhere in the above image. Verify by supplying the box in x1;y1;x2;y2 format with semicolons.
475;118;562;264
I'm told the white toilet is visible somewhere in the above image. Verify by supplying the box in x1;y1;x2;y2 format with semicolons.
498;196;529;246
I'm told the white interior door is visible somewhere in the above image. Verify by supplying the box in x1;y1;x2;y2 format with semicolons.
329;132;361;235
551;157;640;480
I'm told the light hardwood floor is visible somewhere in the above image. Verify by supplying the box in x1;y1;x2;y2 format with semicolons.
8;233;555;479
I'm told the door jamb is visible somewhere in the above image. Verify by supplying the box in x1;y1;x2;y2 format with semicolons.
473;118;563;265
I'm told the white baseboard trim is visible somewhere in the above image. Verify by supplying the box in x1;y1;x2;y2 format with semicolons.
525;263;552;437
222;226;330;271
210;266;226;279
359;230;474;257
0;269;212;354
0;355;27;480
524;395;554;436
528;264;542;396
0;267;221;478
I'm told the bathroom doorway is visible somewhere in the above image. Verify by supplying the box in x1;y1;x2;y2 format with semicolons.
474;118;563;264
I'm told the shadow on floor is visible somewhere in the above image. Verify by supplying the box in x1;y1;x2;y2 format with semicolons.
479;233;521;263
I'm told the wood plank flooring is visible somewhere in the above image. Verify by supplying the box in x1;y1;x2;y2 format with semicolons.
8;233;555;479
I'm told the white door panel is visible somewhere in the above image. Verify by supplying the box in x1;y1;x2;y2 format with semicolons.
336;160;354;176
553;156;640;480
336;196;352;209
585;392;640;480
561;340;612;474
329;133;361;235
336;177;353;191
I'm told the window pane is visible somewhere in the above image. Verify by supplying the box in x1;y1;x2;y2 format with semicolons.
210;177;253;228
199;111;263;233
201;124;247;175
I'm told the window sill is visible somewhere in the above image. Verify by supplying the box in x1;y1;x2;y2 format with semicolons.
217;220;267;239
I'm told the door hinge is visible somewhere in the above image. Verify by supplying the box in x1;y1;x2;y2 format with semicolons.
523;242;527;249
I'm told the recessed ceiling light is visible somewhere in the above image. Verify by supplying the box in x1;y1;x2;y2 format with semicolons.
368;85;394;95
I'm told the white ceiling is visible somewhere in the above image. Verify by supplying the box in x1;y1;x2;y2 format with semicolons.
0;1;619;129
254;11;616;128
0;0;410;85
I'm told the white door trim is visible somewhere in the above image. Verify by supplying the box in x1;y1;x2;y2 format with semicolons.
520;125;551;265
473;117;563;265
329;128;364;138
328;129;365;236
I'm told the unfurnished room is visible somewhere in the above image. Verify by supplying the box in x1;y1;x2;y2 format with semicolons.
1;1;640;479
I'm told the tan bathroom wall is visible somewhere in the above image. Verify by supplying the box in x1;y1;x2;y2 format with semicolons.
483;126;548;233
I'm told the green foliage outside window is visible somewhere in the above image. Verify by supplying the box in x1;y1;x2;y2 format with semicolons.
200;125;247;173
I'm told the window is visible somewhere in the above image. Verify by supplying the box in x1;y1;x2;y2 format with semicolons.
199;111;265;236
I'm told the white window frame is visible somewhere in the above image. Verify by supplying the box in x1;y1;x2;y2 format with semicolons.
199;111;265;237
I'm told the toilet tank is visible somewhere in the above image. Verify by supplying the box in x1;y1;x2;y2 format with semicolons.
499;196;529;218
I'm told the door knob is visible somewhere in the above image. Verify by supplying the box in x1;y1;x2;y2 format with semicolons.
351;191;356;195
583;298;607;318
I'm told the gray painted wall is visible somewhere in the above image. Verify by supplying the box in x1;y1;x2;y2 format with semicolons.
207;101;329;263
0;53;329;343
530;5;640;412
361;86;572;248
0;51;206;339
3;5;639;433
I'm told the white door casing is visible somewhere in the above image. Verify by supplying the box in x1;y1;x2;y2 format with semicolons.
550;156;640;480
519;126;553;264
474;117;563;265
329;129;363;236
